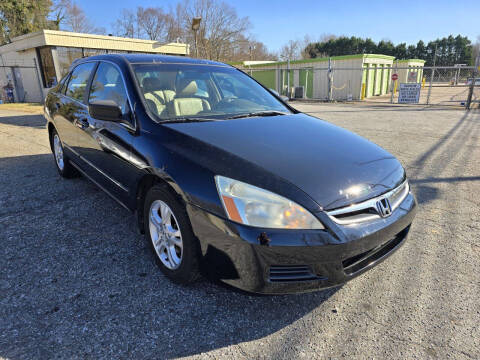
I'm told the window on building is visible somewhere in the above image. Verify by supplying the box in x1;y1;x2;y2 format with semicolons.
37;47;57;88
65;62;96;103
89;62;129;115
83;48;107;57
56;47;83;78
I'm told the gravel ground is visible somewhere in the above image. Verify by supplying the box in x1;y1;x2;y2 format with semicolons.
0;104;479;359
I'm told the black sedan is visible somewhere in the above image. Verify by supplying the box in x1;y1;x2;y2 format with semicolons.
44;54;416;294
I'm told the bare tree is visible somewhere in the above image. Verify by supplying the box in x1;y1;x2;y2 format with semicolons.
61;0;104;34
165;3;185;43
136;7;170;41
474;35;480;63
50;0;69;29
318;33;337;43
111;0;270;61
300;34;313;59
112;9;138;38
179;0;250;61
279;39;301;61
227;34;275;61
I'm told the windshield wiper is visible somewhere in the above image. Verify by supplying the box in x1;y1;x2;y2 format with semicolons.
227;110;289;119
159;117;219;124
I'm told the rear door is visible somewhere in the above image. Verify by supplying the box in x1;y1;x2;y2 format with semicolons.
53;62;96;159
73;61;138;205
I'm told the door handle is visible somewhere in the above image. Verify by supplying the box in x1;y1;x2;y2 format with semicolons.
75;118;90;129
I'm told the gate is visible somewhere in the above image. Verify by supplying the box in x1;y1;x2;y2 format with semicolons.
244;64;479;109
0;61;44;103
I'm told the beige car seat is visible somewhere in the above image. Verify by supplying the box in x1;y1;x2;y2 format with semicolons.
142;77;176;117
171;80;210;116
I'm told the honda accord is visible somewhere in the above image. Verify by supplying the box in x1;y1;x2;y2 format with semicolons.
44;54;416;294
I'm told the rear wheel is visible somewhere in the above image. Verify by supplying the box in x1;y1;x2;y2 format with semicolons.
144;185;200;284
51;129;78;178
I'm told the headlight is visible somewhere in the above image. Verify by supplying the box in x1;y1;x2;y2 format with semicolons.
215;176;324;229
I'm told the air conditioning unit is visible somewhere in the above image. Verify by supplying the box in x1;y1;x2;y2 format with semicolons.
293;86;304;99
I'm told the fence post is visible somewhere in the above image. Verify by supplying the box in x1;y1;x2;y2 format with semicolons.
390;61;397;104
328;57;333;101
33;58;44;104
287;59;290;99
466;56;479;110
426;67;434;105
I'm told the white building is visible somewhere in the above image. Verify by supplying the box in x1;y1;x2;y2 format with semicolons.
0;30;189;103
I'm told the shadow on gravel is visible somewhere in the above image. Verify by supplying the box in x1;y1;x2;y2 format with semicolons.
0;154;337;359
0;114;46;128
409;184;439;205
410;176;480;184
413;111;470;170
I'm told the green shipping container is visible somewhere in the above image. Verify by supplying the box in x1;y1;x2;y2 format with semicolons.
299;69;313;98
251;70;276;90
374;64;382;95
366;65;375;97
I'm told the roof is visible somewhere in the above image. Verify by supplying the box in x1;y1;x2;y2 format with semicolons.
0;29;189;56
397;59;426;64
245;53;395;68
121;53;227;66
73;53;229;67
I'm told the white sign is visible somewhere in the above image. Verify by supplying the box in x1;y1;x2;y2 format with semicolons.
398;83;421;103
408;71;417;82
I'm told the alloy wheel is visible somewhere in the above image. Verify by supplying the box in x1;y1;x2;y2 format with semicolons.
53;134;64;171
149;200;183;269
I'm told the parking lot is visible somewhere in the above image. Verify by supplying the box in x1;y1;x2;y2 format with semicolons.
0;103;479;359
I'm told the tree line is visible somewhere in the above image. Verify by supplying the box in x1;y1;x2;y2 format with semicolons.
304;35;475;66
111;0;275;62
1;1;478;65
0;0;275;62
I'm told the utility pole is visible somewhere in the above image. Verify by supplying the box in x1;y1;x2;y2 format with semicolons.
191;17;201;58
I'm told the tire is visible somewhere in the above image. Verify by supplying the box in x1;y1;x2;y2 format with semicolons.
144;184;200;284
51;129;78;178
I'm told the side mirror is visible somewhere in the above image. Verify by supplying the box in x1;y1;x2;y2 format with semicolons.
89;100;123;121
269;88;289;102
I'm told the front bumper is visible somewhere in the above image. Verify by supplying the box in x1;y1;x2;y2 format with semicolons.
187;192;416;294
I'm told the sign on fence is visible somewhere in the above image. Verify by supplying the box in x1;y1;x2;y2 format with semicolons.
398;83;421;103
408;71;417;82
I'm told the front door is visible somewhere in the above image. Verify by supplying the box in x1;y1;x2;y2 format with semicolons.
55;62;96;159
73;61;138;205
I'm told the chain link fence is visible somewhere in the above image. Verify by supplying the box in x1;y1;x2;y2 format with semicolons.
242;64;479;108
0;58;44;103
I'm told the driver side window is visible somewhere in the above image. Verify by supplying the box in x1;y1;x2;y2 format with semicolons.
89;62;129;116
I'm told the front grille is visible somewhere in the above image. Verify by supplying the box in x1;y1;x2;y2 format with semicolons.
327;181;410;225
342;226;409;275
269;265;319;282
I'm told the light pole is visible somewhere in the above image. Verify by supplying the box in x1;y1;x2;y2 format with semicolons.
191;17;201;58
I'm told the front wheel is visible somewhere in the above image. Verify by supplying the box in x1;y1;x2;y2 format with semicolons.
144;185;200;284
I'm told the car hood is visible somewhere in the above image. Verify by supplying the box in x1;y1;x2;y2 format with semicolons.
165;113;405;210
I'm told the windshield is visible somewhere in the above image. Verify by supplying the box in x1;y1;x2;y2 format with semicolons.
132;63;291;121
